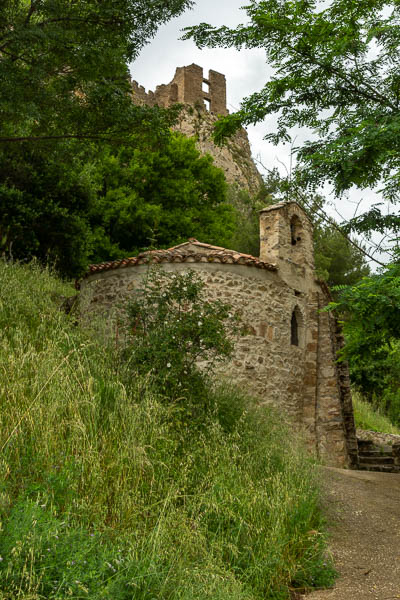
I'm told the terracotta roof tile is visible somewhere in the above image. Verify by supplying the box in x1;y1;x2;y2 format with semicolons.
81;239;277;281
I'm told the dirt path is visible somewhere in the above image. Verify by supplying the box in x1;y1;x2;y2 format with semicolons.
302;467;400;600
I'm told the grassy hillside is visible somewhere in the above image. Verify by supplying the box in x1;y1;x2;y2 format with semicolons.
0;261;335;599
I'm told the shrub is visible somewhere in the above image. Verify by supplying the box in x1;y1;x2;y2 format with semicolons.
124;267;241;401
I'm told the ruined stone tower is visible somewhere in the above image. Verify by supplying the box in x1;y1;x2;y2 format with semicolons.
131;64;228;115
130;64;262;194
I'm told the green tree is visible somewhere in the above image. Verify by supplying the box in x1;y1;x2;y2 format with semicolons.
0;133;235;277
0;0;200;276
327;262;400;423
88;133;235;263
222;186;269;258
314;225;371;287
0;142;96;276
1;0;192;143
184;0;400;235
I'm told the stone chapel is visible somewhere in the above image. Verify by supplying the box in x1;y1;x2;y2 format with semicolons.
79;201;359;469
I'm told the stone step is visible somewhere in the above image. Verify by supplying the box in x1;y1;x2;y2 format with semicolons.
358;440;392;451
357;464;400;474
359;449;393;458
358;455;394;465
357;439;374;448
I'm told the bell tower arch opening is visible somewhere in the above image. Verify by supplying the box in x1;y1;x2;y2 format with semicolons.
259;202;315;276
290;214;305;264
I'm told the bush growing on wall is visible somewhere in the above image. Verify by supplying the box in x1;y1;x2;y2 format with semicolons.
124;267;241;403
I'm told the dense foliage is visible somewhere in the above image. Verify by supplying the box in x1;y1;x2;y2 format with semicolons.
328;262;400;424
0;261;335;599
313;226;371;287
184;0;400;236
0;133;235;277
0;0;192;143
1;0;228;276
89;134;234;265
0;141;95;275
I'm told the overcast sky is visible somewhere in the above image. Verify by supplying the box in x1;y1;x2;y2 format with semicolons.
130;0;391;266
131;1;282;174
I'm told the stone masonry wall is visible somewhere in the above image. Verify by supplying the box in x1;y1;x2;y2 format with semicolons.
80;260;350;467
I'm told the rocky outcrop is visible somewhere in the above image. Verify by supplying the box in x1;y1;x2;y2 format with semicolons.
174;107;263;195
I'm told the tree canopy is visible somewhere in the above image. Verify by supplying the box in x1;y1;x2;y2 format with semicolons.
0;0;192;143
184;0;400;235
0;132;234;277
89;133;234;265
326;263;400;423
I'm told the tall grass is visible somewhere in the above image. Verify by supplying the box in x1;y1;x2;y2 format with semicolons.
352;393;400;435
0;261;335;599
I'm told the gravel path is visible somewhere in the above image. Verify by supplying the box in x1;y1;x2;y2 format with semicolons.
302;467;400;600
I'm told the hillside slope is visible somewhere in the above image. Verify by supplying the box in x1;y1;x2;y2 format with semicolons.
0;261;334;599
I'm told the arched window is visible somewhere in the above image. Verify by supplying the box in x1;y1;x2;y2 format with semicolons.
290;215;302;246
291;310;299;346
290;305;304;347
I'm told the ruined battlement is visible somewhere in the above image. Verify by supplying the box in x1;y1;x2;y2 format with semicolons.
131;64;228;115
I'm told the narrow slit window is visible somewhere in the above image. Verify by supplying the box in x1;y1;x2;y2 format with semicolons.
204;98;211;112
290;221;297;245
291;310;299;346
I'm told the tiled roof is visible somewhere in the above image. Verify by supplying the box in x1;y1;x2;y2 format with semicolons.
82;238;277;279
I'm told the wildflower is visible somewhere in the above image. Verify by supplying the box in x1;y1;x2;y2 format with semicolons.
167;363;171;368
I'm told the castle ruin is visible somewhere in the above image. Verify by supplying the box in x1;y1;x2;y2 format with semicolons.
131;64;228;115
130;64;262;194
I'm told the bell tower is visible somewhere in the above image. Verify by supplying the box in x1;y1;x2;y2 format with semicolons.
259;202;315;288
